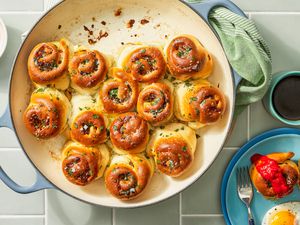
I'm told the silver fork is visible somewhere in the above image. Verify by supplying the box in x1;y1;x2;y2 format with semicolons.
236;167;255;225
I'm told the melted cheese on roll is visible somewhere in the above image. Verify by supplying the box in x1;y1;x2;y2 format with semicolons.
147;123;196;177
62;141;110;186
105;154;154;200
118;45;166;83
174;79;226;129
28;39;70;90
164;34;213;81
23;87;71;139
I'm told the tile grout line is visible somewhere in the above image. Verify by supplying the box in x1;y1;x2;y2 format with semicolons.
44;190;48;225
247;105;251;141
0;215;45;218
112;208;116;225
179;193;182;225
181;214;224;217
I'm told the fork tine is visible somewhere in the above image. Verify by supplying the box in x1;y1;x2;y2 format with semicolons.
241;167;245;188
236;167;241;188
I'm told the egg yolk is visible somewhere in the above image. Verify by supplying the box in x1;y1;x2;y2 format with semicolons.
270;211;295;225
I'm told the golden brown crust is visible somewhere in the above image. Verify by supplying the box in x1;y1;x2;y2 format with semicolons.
137;82;173;126
166;35;213;80
155;137;192;177
125;47;166;83
23;89;70;139
250;152;299;199
62;144;100;186
105;155;152;200
189;86;226;124
109;112;149;153
101;68;139;113
70;110;106;146
69;49;107;88
28;39;69;84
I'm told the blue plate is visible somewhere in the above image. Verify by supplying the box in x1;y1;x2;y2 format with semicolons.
221;128;300;225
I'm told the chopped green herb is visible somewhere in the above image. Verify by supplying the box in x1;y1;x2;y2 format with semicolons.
92;98;96;103
140;49;146;53
74;123;78;129
93;114;100;119
99;125;104;131
109;88;118;99
181;126;184;130
151;97;161;106
79;107;83;111
175;128;179;132
182;146;187;152
200;100;206;106
113;125;118;131
190;97;198;102
35;87;45;93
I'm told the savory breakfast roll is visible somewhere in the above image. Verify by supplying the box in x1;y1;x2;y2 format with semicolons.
100;68;139;114
27;39;70;90
147;123;197;177
70;110;107;146
250;152;299;199
164;34;213;81
23;87;71;139
62;141;110;186
118;45;166;83
105;154;154;200
70;94;107;146
69;46;110;95
137;81;174;126
109;112;149;154
174;79;226;129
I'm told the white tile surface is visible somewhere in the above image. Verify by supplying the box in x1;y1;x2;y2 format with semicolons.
0;217;44;225
0;0;44;12
0;149;44;215
46;190;112;225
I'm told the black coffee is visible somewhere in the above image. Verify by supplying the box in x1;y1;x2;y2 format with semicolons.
272;76;300;121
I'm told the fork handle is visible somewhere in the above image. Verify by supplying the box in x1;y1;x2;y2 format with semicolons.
247;206;255;225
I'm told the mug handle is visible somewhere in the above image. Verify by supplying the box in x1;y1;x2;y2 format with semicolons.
184;0;247;87
0;105;54;193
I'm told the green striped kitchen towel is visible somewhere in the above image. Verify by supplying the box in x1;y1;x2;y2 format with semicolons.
187;1;272;115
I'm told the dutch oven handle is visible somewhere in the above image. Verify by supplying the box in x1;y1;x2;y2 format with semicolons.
184;0;247;87
0;106;54;193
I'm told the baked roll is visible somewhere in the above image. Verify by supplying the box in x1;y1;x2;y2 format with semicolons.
100;68;139;114
69;46;109;94
23;87;71;139
105;154;154;200
62;141;110;186
174;79;226;129
109;112;149;154
70;94;107;146
137;81;174;126
250;152;299;199
147;123;197;177
118;45;166;83
164;34;213;81
28;39;70;90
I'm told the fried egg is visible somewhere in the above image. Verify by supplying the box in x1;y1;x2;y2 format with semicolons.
262;202;300;225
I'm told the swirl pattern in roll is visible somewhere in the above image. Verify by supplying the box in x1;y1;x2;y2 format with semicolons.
100;68;139;113
105;154;154;200
70;110;107;146
28;39;70;90
23;88;71;139
62;142;110;186
250;152;299;199
109;112;149;154
69;47;109;94
147;123;197;177
165;34;213;81
118;45;166;83
137;81;173;126
174;79;226;129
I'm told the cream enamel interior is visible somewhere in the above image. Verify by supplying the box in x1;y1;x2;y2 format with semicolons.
10;0;234;207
